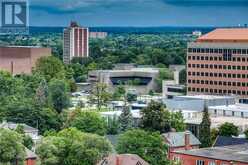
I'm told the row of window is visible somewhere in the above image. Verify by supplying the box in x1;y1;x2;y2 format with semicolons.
188;72;248;79
188;63;248;70
188;79;248;87
188;48;248;55
188;87;248;95
212;109;245;118
196;160;227;165
188;55;248;62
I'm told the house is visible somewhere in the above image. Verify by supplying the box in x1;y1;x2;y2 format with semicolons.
213;136;248;147
172;144;248;165
97;154;149;165
0;121;40;144
162;131;201;160
25;148;37;165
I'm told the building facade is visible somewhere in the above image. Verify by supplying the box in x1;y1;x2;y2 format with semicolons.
88;67;160;94
172;144;248;165
0;46;51;75
187;28;248;98
63;22;89;64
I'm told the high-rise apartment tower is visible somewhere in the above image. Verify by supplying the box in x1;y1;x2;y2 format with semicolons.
63;22;89;64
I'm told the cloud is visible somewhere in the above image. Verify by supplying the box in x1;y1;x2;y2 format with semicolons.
161;0;248;6
30;0;150;13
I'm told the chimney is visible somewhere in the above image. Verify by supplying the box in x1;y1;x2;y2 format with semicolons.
185;131;191;150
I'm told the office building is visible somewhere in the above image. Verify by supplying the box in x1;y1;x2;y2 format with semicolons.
187;28;248;98
63;22;89;64
0;46;51;75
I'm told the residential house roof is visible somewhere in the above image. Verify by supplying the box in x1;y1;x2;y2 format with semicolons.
97;154;149;165
162;131;201;147
0;122;38;133
174;144;248;163
213;136;248;147
25;148;37;159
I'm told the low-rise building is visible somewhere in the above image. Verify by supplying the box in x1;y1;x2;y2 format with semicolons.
163;80;186;99
163;131;201;160
89;32;107;39
208;103;248;118
186;116;248;138
173;144;248;165
88;67;160;94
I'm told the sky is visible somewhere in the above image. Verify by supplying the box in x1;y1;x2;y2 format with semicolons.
29;0;248;27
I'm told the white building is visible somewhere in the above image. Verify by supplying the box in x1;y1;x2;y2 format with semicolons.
164;95;235;113
208;104;248;118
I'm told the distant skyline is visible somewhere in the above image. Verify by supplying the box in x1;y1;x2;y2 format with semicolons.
30;0;248;27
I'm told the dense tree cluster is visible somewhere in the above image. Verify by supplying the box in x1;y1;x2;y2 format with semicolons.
0;128;26;165
0;56;71;134
36;128;113;165
140;101;186;133
117;129;169;165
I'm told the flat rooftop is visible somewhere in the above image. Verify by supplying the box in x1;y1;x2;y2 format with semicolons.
197;28;248;42
175;144;248;163
0;46;45;48
185;116;248;128
209;104;248;112
176;95;234;100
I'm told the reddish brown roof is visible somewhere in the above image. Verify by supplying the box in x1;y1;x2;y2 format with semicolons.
197;28;248;43
97;154;149;165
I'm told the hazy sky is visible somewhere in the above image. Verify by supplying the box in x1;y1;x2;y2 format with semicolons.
29;0;248;27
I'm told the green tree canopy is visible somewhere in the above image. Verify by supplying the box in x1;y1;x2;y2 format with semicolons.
117;129;168;165
0;128;26;165
66;110;107;136
170;111;186;132
119;105;133;132
36;128;113;165
199;107;212;147
34;56;66;82
140;101;171;133
218;122;239;137
48;79;70;113
89;83;111;110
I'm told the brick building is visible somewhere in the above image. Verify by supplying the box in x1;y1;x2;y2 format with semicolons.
162;131;201;160
172;144;248;165
63;22;89;64
25;148;37;165
187;28;248;98
0;46;51;75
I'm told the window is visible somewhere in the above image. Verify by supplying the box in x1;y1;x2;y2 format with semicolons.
196;160;205;165
209;162;216;165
